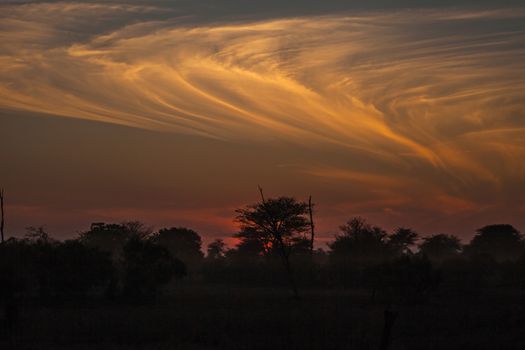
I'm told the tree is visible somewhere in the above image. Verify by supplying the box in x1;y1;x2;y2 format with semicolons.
79;221;151;258
121;237;186;299
0;239;34;300
207;239;227;260
328;217;389;266
418;234;461;262
388;227;418;257
155;227;204;270
235;196;310;299
465;224;524;261
226;232;269;261
25;226;51;243
36;240;113;298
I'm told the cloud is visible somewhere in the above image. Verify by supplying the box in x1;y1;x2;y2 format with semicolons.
1;2;525;237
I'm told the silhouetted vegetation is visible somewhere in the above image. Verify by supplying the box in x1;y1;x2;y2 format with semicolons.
121;236;186;299
154;227;203;274
418;233;462;263
1;194;525;349
235;196;311;298
464;224;524;261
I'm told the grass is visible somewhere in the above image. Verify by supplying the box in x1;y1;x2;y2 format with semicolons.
2;284;525;349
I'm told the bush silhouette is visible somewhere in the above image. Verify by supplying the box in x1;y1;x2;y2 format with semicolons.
155;227;204;272
122;237;186;299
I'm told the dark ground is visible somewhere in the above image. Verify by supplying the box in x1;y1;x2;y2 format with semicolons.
2;284;525;350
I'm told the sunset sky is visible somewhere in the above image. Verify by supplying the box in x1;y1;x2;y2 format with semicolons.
1;0;524;246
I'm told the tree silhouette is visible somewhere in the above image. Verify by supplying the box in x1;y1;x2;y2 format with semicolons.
227;231;268;263
36;240;113;298
418;234;461;263
25;226;50;243
388;227;418;256
155;227;204;272
207;239;227;260
80;222;151;258
329;217;389;266
122;236;186;299
465;224;524;261
235;196;310;299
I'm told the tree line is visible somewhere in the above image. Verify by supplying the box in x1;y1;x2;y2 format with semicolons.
1;195;525;303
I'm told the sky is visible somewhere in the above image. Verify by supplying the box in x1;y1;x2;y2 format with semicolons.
1;1;525;247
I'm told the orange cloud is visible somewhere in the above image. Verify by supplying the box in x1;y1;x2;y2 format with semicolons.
1;3;525;239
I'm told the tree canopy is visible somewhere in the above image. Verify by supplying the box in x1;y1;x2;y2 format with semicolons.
155;227;204;268
465;224;523;261
329;217;389;265
235;197;311;258
235;196;311;298
418;234;462;262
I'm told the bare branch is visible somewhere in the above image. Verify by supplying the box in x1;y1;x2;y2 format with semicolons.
257;185;266;203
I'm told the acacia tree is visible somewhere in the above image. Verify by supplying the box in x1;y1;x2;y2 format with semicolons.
235;196;310;299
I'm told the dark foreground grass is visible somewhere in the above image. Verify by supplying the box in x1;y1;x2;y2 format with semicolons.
2;285;525;350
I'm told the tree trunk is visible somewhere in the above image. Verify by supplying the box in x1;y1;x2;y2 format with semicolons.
379;308;398;350
308;195;315;256
277;238;300;300
282;253;300;300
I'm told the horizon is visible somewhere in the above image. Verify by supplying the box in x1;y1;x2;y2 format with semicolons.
1;191;522;249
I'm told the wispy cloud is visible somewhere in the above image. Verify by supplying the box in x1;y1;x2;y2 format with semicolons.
1;3;525;237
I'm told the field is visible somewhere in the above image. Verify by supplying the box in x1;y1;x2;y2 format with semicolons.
3;284;525;350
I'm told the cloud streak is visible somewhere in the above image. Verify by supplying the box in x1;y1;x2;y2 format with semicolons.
1;2;525;237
